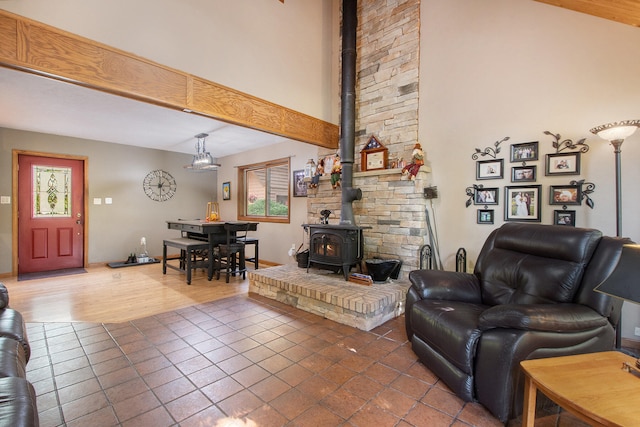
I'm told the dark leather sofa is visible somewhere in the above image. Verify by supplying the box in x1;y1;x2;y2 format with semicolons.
0;283;38;427
405;223;628;423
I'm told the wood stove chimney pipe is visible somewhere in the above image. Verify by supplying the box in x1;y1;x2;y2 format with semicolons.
339;0;362;225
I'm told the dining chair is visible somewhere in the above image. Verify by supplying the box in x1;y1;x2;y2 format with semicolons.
215;222;251;283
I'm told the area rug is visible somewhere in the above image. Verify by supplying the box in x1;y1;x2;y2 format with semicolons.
18;268;87;281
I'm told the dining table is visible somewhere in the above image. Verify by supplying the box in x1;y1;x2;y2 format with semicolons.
166;219;259;280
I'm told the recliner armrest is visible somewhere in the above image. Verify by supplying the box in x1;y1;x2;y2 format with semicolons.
478;303;609;332
408;270;482;303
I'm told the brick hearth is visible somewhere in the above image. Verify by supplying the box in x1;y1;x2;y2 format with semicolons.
248;264;410;331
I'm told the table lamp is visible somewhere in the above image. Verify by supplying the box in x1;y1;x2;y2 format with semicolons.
595;243;640;375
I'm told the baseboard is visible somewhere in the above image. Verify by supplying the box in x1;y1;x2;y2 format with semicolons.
622;337;640;350
259;260;280;267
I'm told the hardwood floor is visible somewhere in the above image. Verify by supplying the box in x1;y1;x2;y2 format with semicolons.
2;263;248;323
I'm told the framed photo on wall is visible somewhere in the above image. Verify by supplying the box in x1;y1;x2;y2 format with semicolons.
477;209;494;224
292;169;307;197
474;187;499;205
222;182;231;200
549;184;581;205
504;185;541;222
554;210;576;226
476;159;504;180
545;152;580;176
511;165;536;182
510;142;539;162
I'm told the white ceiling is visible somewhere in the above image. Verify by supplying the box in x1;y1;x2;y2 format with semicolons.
0;66;293;158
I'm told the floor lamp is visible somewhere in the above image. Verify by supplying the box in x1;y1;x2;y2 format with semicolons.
590;119;640;349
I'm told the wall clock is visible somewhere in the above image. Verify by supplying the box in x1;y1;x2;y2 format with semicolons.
360;135;388;171
143;169;177;202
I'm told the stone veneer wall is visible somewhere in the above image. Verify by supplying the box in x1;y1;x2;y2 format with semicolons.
306;0;426;279
307;166;430;279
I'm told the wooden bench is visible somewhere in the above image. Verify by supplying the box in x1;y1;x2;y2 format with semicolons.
162;237;210;284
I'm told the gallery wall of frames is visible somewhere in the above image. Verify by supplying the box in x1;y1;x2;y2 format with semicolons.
465;132;595;226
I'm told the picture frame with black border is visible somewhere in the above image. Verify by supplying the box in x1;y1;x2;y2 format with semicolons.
545;152;580;176
476;159;504;180
292;169;307;197
510;141;539;162
549;184;581;205
477;209;494;224
504;185;541;222
222;182;231;200
554;210;576;226
511;165;536;182
474;187;499;205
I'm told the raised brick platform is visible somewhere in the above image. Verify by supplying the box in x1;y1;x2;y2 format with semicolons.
248;264;410;331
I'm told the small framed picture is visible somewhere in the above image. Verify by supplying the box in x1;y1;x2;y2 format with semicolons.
510;142;539;162
222;182;231;200
511;165;537;182
474;187;499;205
504;185;542;222
292;169;307;197
477;209;495;224
476;159;504;180
554;210;576;226
549;185;581;205
545;152;580;176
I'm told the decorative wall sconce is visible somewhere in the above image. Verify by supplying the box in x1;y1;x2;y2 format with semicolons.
471;136;509;160
543;131;589;153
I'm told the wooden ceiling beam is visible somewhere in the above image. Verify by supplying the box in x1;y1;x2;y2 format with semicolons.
0;9;339;149
534;0;640;28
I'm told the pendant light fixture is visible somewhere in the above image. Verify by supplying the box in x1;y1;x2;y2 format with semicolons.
184;133;221;171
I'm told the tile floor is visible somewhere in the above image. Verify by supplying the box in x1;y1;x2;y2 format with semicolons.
26;293;586;427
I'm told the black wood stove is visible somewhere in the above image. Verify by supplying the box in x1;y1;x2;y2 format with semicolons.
300;0;365;282
302;224;366;280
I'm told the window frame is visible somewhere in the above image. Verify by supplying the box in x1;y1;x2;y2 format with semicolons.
237;157;290;224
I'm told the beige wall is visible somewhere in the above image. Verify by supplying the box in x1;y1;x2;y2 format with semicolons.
420;0;640;338
0;128;216;270
215;141;318;267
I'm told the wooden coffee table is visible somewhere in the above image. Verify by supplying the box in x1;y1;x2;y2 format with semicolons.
521;351;640;426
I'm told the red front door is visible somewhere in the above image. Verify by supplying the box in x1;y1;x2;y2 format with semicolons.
18;154;85;273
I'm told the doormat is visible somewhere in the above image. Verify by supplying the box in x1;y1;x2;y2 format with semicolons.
107;258;161;268
18;267;87;281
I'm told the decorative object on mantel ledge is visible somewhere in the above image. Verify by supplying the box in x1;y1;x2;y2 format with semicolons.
401;143;425;180
361;135;388;171
471;136;509;160
543;130;589;153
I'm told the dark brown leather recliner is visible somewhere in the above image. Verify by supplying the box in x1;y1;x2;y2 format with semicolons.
0;284;38;427
405;223;629;423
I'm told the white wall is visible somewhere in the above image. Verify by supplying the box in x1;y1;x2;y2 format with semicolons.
0;0;339;123
420;0;640;339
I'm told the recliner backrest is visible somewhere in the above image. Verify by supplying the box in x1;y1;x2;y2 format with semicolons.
575;235;630;325
474;223;602;306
